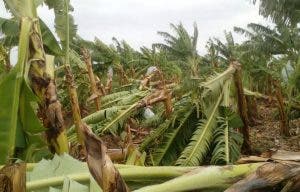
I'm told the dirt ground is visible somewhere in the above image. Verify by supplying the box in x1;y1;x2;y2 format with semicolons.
250;101;300;154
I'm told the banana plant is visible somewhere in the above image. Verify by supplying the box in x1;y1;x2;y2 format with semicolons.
0;0;69;163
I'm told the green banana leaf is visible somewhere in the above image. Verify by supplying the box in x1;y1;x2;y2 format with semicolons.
19;80;50;162
27;154;102;192
0;18;32;164
0;17;49;163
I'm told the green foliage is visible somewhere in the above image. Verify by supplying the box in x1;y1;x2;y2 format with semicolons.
0;67;23;163
18;81;50;162
210;108;243;165
153;23;200;77
3;0;293;180
0;19;31;164
139;119;173;152
154;23;198;60
212;31;238;63
0;45;7;79
254;0;300;26
176;90;223;166
0;18;48;163
44;0;77;49
151;105;196;165
56;49;90;111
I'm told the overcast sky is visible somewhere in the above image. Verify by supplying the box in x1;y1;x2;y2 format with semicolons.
0;0;270;54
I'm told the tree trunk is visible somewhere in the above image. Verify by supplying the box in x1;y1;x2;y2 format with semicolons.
232;61;251;154
267;74;272;96
273;80;290;137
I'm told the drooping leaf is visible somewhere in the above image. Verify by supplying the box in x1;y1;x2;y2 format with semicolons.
44;0;77;49
40;19;62;56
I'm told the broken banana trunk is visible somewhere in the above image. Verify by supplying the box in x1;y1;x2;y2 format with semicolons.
0;163;25;192
28;19;68;154
232;61;251;154
82;124;130;192
81;48;101;110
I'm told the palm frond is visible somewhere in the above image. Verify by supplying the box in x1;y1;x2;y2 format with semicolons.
99;102;139;134
69;49;86;69
101;91;132;104
139;119;173;152
67;105;130;140
151;106;196;165
176;87;224;166
210;114;243;165
140;113;163;128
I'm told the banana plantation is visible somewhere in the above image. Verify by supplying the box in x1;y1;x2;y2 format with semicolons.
1;0;300;191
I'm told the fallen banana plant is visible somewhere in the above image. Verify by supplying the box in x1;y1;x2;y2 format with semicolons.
20;153;300;192
1;150;299;192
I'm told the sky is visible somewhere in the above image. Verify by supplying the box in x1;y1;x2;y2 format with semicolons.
0;0;270;55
